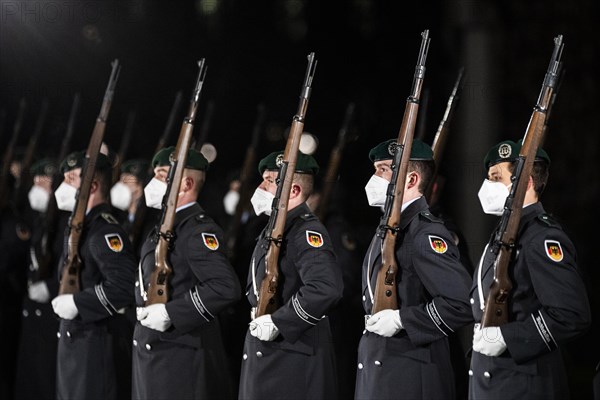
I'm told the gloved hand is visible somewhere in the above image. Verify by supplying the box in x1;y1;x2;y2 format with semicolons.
365;309;403;337
472;323;507;357
28;281;50;303
249;314;280;341
51;294;79;320
138;304;172;332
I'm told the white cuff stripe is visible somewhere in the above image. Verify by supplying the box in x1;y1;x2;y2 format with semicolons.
292;295;320;325
426;302;448;336
190;287;213;321
95;284;116;316
431;301;454;333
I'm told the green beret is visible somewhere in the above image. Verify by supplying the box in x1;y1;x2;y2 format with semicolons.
59;151;111;174
258;151;319;175
151;146;209;171
121;159;150;181
483;140;551;170
30;158;57;177
368;138;433;162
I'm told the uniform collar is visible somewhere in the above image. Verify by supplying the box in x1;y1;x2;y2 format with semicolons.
399;196;429;230
519;201;544;228
174;202;203;226
84;203;112;223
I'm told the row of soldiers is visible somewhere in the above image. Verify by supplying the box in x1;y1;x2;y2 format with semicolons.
0;127;592;399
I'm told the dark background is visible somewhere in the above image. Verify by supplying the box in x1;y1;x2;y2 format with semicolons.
1;0;598;396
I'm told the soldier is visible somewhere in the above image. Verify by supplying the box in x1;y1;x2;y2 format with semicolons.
14;158;63;400
132;147;240;400
355;138;473;400
109;158;156;253
469;140;591;399
51;151;137;400
238;151;343;400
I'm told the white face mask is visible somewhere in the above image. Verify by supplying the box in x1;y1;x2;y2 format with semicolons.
110;182;133;212
477;179;512;216
28;185;50;213
54;182;78;212
144;178;168;210
223;190;240;216
250;188;274;216
364;174;390;207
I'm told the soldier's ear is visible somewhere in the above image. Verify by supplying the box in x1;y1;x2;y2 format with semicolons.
290;183;302;199
406;172;419;189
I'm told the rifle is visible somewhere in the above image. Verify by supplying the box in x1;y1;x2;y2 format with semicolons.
112;110;137;184
32;93;81;282
59;60;121;295
226;103;266;260
129;90;183;251
540;63;564;145
145;60;208;305
15;99;49;210
424;68;465;201
371;30;430;314
315;102;355;221
193;99;215;151
255;52;318;317
0;98;27;211
481;35;564;327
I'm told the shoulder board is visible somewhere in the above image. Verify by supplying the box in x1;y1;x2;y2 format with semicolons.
537;214;562;229
101;212;119;224
300;212;317;221
419;210;443;224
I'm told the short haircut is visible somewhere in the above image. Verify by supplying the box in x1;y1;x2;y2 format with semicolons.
293;173;314;201
508;161;549;195
408;160;435;194
184;169;206;197
93;167;113;200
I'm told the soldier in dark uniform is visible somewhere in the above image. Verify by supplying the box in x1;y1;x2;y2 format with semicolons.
238;151;343;400
51;151;137;400
469;140;591;399
14;158;64;400
132;147;240;400
0;172;30;400
355;139;473;400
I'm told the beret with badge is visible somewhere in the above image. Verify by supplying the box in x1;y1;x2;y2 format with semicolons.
258;151;319;175
120;159;150;181
368;138;434;162
30;158;58;177
152;146;209;171
483;139;551;170
59;151;112;174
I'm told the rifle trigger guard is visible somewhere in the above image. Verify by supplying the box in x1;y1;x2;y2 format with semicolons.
381;224;400;235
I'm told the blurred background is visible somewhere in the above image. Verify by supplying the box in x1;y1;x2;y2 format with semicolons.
1;0;598;396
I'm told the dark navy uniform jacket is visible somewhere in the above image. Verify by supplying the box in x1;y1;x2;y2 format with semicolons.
239;203;343;400
132;202;240;400
469;202;591;400
355;196;473;400
56;203;137;400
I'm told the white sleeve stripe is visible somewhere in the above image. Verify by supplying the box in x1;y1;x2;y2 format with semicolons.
531;313;552;351
431;301;454;333
190;287;213;321
426;303;448;336
292;295;319;325
95;284;115;316
537;311;558;347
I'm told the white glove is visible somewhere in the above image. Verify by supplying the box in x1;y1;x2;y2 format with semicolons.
138;304;172;332
28;281;50;303
249;314;280;341
472;323;507;357
365;309;403;337
51;294;79;320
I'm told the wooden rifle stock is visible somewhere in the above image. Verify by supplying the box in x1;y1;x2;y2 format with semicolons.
145;60;207;306
0;98;27;210
372;30;430;314
59;60;121;295
481;35;564;327
16;99;49;211
255;53;317;317
129;91;183;250
226;103;266;260
112;110;136;184
424;68;465;200
315;102;355;221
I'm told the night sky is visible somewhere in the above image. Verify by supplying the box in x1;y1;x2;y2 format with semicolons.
1;0;599;395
